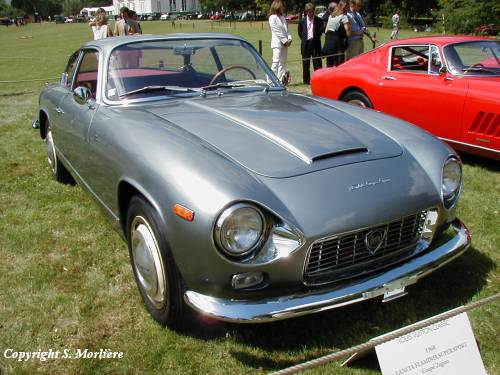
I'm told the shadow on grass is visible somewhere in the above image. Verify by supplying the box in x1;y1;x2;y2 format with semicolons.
460;153;500;173
183;246;493;372
0;91;33;97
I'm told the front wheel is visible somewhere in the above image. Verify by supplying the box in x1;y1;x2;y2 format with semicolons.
126;195;187;330
45;124;73;183
341;90;373;109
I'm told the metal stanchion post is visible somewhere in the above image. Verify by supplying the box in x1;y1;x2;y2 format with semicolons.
259;40;262;55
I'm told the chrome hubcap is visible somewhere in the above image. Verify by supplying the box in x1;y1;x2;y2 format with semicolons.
131;216;166;308
347;99;367;108
45;129;57;175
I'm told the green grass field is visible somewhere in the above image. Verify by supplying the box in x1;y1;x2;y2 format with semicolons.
0;21;498;375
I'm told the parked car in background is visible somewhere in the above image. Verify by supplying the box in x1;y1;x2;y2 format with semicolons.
474;24;498;36
35;34;470;329
285;14;299;21
240;11;254;21
64;16;75;23
311;36;500;160
53;15;64;23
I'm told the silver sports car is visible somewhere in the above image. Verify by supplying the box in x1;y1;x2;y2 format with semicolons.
35;34;470;329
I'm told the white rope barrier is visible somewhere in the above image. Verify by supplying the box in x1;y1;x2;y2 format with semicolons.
268;293;500;375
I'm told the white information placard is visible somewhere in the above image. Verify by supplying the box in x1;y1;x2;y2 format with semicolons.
375;312;487;375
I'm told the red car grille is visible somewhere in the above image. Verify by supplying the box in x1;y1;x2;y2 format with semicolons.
469;112;500;137
304;211;428;285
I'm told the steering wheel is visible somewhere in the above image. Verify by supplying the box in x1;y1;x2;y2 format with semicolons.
209;65;256;85
471;63;485;68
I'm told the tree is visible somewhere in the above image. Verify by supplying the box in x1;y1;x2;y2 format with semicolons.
0;0;23;17
62;0;83;16
11;0;62;17
439;0;500;34
379;0;437;18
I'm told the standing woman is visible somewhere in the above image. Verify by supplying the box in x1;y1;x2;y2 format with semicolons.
268;0;292;84
322;0;351;67
89;8;113;40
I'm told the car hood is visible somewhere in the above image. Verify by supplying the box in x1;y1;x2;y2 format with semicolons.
144;92;403;178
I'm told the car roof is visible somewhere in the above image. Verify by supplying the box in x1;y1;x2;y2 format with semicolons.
83;33;249;53
383;35;497;47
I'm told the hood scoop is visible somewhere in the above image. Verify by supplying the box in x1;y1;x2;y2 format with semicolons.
311;147;369;162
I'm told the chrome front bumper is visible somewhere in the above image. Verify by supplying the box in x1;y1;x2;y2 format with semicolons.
184;219;470;323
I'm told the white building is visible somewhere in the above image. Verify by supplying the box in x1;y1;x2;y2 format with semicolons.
113;0;200;15
80;6;115;17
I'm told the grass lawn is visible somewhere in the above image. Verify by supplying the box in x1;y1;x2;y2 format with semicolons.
0;21;498;375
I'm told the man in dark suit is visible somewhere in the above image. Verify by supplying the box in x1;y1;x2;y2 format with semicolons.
298;3;323;84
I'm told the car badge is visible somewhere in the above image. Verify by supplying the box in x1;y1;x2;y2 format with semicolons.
365;228;387;255
348;178;391;192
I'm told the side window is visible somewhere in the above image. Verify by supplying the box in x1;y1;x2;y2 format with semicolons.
390;46;430;73
74;49;99;98
65;51;80;88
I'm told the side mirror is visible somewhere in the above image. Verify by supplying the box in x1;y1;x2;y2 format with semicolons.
438;66;448;76
73;86;91;105
60;72;68;86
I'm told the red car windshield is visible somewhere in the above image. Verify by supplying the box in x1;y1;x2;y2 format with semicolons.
444;40;500;76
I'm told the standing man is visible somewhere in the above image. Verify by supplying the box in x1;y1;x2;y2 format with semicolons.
390;10;400;40
345;0;376;60
113;7;142;36
298;3;323;85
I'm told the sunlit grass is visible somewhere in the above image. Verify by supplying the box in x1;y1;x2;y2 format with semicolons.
0;21;498;375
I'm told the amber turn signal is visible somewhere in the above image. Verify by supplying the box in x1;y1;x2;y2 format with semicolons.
173;204;195;222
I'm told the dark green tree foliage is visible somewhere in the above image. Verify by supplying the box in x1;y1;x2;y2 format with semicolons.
439;0;500;34
379;0;437;18
0;0;22;17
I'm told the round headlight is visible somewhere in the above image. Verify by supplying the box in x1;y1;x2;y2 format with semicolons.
442;157;462;208
215;204;265;258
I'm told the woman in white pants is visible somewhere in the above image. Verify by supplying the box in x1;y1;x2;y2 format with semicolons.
268;0;292;84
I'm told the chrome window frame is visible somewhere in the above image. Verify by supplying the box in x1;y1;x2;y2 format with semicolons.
387;44;444;76
101;37;283;106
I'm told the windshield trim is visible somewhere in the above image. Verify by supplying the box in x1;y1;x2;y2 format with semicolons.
102;37;283;106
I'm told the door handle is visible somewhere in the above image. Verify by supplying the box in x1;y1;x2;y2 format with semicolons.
381;75;396;81
55;107;64;115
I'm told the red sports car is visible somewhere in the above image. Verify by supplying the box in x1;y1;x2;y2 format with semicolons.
311;36;500;160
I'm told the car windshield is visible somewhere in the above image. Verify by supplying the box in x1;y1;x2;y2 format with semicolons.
444;40;500;76
106;38;280;101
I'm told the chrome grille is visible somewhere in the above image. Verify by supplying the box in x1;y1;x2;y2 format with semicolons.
304;211;428;285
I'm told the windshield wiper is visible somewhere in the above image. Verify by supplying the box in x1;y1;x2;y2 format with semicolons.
201;82;248;91
119;85;197;98
462;67;497;74
201;80;271;92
